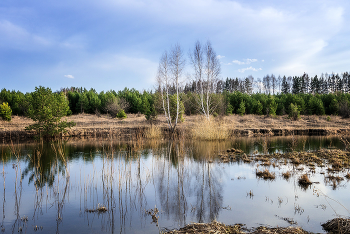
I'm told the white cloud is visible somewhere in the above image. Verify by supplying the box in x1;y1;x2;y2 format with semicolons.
238;66;262;73
232;58;258;65
0;20;51;50
64;75;74;79
217;55;225;59
232;60;245;65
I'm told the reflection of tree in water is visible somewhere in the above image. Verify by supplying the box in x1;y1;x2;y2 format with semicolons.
155;141;223;225
21;144;67;188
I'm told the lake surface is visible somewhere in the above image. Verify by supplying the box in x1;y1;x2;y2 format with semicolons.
1;136;350;233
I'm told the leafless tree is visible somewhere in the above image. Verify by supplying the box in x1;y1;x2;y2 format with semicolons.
157;44;185;133
263;74;271;94
271;74;276;95
104;98;129;118
189;40;221;119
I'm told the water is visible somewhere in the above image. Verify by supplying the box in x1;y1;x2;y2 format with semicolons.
0;136;349;233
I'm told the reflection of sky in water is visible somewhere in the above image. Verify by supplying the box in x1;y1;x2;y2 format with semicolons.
0;137;350;233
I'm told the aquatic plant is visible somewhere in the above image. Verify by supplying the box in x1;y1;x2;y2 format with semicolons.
298;174;312;186
256;169;275;180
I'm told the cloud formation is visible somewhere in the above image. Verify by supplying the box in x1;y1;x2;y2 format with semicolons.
0;0;349;92
232;59;258;65
64;75;74;79
238;66;262;73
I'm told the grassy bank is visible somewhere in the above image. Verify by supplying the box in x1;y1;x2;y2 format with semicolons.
1;113;350;142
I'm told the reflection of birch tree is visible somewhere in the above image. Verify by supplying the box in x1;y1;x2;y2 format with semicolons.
155;141;223;225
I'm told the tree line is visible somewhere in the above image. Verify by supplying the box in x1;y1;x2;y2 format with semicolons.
1;85;350;120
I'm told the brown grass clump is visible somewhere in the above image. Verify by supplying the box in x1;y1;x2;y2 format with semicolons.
163;221;311;234
345;173;350;179
144;125;162;139
298;174;312;186
85;204;107;213
282;171;291;179
163;221;243;234
191;116;229;140
322;218;350;234
256;169;275;180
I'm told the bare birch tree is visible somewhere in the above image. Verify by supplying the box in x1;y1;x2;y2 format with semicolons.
189;40;221;119
157;44;185;133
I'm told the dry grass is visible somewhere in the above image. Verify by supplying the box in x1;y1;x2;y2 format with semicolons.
345;173;350;179
2;113;349;133
322;218;350;234
191;116;229;140
282;171;291;179
163;221;310;234
256;169;275;180
144;125;162;139
298;174;312;186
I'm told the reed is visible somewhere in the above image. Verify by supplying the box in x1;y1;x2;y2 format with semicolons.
191;116;229;140
145;125;162;139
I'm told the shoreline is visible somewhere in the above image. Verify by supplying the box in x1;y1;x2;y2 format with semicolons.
1;113;350;142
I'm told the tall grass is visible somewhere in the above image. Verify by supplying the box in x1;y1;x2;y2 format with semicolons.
191;116;229;140
145;125;162;139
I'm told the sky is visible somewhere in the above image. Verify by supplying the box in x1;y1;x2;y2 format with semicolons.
1;0;350;93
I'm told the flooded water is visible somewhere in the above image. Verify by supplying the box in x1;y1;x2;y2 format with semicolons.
0;136;350;233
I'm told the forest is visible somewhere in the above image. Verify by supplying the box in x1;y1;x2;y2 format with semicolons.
1;71;350;122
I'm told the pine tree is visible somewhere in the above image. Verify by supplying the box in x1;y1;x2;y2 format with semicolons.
281;76;289;94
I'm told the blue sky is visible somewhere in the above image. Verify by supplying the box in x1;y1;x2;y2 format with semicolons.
1;0;350;93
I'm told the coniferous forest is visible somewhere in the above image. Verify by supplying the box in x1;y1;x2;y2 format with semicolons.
1;71;350;122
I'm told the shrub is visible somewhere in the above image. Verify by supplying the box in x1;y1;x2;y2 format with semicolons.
116;109;127;119
326;116;331;121
308;96;325;115
266;96;277;116
0;102;12;121
213;112;218;117
339;100;350;118
145;104;157;123
255;101;263;115
237;101;245;116
289;103;300;120
226;103;233;115
25;86;75;139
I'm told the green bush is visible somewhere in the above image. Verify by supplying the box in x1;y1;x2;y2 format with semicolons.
25;86;75;139
116;109;127;119
289;103;300;120
307;96;325;115
255;101;263;115
226;103;233;115
0;102;12;121
267;96;278;116
326;116;331;121
237;101;245;116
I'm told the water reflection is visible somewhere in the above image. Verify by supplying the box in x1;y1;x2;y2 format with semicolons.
0;136;349;233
